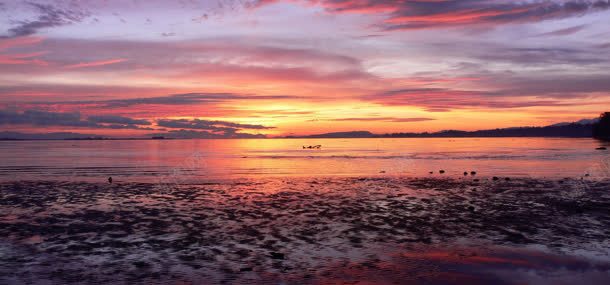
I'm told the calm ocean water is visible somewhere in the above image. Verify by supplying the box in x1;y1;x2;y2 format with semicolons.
0;137;608;182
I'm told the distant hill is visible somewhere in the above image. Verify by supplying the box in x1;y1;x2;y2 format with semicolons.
285;131;374;138
286;119;597;138
549;118;599;127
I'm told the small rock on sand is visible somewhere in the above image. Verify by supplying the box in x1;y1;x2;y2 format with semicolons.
439;170;445;174
270;252;285;260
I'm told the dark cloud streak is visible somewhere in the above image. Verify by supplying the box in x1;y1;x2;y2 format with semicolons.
100;93;296;108
0;109;152;130
3;2;89;38
157;118;274;131
255;0;610;30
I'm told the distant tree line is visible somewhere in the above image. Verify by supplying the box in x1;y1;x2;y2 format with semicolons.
593;112;610;140
379;123;594;138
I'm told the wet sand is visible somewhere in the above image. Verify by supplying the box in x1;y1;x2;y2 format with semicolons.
1;177;609;284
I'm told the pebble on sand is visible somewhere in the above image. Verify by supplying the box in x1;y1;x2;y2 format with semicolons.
463;172;468;176
470;171;477;176
439;170;445;174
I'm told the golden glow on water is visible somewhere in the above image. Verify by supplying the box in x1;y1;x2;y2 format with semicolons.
0;137;607;181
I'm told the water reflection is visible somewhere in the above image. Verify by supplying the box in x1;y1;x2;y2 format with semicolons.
0;137;606;181
311;244;610;285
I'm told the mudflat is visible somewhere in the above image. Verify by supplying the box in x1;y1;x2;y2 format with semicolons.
1;177;609;284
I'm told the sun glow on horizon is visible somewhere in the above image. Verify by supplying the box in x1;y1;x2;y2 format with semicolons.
1;1;609;138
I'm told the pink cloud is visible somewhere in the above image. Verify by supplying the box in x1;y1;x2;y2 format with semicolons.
0;51;48;66
64;58;128;69
0;36;44;51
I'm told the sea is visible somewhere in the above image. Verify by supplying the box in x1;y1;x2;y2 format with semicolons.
1;137;608;182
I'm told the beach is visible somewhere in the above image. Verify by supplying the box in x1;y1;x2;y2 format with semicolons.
2;176;609;284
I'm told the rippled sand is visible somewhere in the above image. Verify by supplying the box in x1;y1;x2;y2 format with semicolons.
1;177;609;284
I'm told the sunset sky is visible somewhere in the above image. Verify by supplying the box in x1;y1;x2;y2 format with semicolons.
1;0;610;138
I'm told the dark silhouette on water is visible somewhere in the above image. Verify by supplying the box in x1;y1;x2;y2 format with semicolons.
108;177;113;183
593;112;610;141
302;145;322;149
